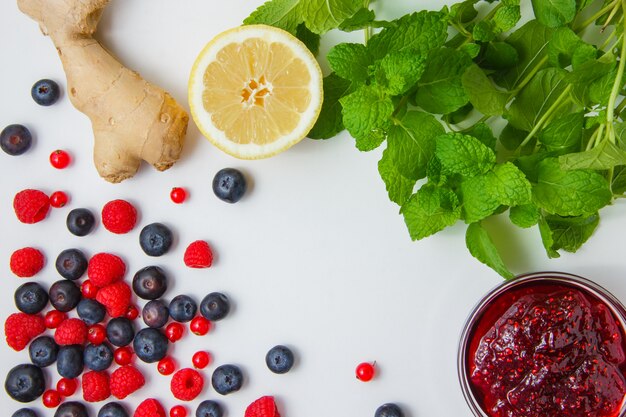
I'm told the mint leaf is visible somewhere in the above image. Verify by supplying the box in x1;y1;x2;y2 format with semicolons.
309;73;353;140
466;123;497;151
449;0;479;24
466;222;514;279
538;217;561;258
499;122;528;150
481;42;519;70
296;23;320;55
435;133;496;177
378;148;415;206
300;0;362;34
473;20;497;42
612;166;626;195
401;184;461;240
548;27;595;68
510;204;540;228
340;85;393;151
544;212;600;252
327;43;371;84
567;53;616;106
338;8;392;32
377;51;427;95
533;158;612;216
531;0;576;28
462;64;509;116
559;140;626;170
460;43;481;59
494;5;521;31
244;0;301;33
539;112;584;154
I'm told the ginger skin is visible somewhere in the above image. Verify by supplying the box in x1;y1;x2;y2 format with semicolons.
17;0;189;183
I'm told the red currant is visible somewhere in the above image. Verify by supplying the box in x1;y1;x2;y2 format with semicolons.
158;357;177;375
192;351;210;369
356;362;376;382
189;316;211;336
87;324;106;345
43;390;61;408
165;322;185;342
114;346;134;366
170;187;187;204
170;405;187;417
50;149;71;169
125;305;139;320
56;378;77;396
49;191;69;208
81;280;98;299
44;310;66;329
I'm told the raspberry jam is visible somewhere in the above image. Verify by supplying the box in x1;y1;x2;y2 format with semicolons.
459;273;626;417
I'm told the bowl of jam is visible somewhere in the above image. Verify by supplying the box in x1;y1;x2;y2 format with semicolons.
458;272;626;417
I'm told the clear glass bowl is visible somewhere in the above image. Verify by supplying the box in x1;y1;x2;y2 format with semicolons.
458;271;626;417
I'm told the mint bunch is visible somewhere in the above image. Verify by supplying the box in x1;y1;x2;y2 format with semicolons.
245;0;626;279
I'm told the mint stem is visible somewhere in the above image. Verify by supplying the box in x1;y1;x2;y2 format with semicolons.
573;0;619;32
606;4;626;136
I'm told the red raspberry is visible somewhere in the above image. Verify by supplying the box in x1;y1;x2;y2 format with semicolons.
110;365;145;399
13;189;50;224
102;199;137;234
135;399;166;417
170;368;204;401
245;396;281;417
183;240;213;268
10;247;45;277
54;318;87;345
4;312;45;351
96;281;132;318
82;370;110;402
88;253;126;288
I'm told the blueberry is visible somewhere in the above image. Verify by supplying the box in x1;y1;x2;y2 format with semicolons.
142;299;169;328
4;364;45;402
132;266;167;299
57;345;84;379
54;402;88;417
139;223;173;256
211;364;243;395
196;400;223;417
212;168;247;203
31;79;60;106
1;124;32;156
12;408;39;417
98;402;129;417
169;294;197;322
133;328;168;363
200;292;230;321
55;249;88;280
14;282;48;314
106;318;135;347
265;345;294;374
374;403;404;417
28;336;58;368
66;208;95;237
84;343;113;372
49;280;81;312
77;299;106;325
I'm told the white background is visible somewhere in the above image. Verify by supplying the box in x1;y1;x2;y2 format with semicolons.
1;1;626;417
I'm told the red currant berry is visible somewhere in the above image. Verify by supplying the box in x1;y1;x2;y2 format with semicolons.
87;324;106;345
50;149;71;169
170;405;187;417
44;310;66;329
192;351;210;369
165;322;185;342
356;362;376;382
49;191;69;208
170;187;187;204
43;390;61;408
114;346;134;366
189;316;211;336
158;357;177;375
125;305;139;320
56;378;77;396
81;280;98;299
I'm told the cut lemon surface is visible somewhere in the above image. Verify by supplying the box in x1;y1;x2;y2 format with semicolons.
188;25;323;159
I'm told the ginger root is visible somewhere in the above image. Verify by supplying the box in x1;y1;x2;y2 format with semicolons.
18;0;189;183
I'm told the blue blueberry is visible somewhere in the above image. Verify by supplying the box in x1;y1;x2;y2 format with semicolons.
212;168;247;203
57;345;84;379
133;328;168;363
211;364;243;395
98;402;129;417
49;280;81;312
77;299;106;325
84;343;113;371
169;295;197;323
132;266;167;299
1;124;32;156
142;300;169;328
106;318;135;347
375;403;404;417
139;223;173;256
5;364;45;402
265;345;294;374
15;282;48;314
28;336;58;368
200;292;230;321
196;400;223;417
55;249;88;280
12;408;39;417
54;402;88;417
31;79;60;106
66;208;95;237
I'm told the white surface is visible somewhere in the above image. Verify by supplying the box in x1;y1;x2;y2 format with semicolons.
1;1;625;417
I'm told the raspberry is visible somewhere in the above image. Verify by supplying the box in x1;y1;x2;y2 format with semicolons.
102;199;137;234
4;312;45;351
54;318;88;346
88;253;126;288
10;247;45;277
82;370;110;402
245;396;281;417
135;399;166;417
96;281;132;318
183;241;213;268
170;368;204;401
13;189;50;224
110;365;145;399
